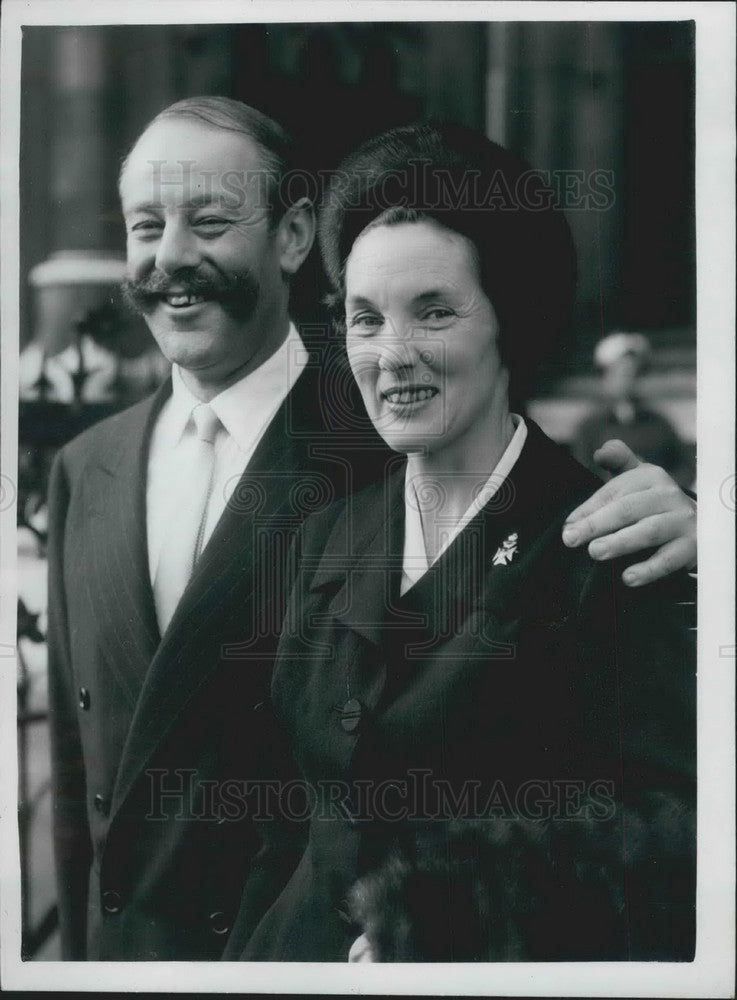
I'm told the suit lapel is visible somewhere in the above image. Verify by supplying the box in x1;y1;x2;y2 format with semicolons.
83;384;169;705
109;366;321;819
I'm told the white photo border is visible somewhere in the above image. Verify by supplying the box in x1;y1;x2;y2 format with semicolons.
1;1;734;995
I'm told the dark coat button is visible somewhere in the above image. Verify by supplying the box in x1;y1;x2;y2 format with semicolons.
209;911;230;935
340;698;362;733
102;890;122;914
78;687;90;710
94;794;109;816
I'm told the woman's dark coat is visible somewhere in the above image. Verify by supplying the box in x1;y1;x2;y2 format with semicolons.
227;420;696;962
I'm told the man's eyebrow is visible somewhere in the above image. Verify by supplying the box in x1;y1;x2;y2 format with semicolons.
122;201;161;214
185;193;237;210
122;193;238;213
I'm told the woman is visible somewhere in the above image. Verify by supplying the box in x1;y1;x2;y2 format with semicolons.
231;123;696;963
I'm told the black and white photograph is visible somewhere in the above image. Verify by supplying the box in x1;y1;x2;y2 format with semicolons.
0;1;733;994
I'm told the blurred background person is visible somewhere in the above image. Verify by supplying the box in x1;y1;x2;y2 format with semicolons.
572;332;695;489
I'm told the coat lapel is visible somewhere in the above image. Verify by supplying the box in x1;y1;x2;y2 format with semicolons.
469;419;598;621
306;420;600;716
304;465;435;730
308;452;529;663
309;464;408;650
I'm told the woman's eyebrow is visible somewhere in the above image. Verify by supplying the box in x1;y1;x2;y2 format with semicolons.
346;287;456;309
412;288;454;305
345;294;378;310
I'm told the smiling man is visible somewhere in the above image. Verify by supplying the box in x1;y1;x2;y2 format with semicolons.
45;97;376;961
46;98;697;963
119;114;299;398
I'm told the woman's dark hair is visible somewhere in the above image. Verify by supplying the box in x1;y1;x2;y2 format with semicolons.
319;121;577;405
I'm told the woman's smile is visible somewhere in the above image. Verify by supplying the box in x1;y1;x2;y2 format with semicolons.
344;218;508;464
380;383;440;410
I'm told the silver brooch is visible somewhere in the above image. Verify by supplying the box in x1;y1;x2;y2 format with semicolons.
493;532;519;566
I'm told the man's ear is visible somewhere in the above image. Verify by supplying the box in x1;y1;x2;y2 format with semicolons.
277;198;316;276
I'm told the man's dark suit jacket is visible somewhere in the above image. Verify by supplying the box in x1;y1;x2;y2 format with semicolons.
230;421;696;962
46;346;389;960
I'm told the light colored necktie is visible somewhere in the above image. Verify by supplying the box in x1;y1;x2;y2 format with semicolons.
153;403;222;634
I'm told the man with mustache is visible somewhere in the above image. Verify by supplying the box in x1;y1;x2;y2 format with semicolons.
47;96;347;961
46;96;696;961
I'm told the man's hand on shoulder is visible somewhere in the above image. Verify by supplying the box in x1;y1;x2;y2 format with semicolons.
562;440;696;587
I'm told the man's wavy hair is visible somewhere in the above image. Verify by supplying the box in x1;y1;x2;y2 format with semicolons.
318;121;577;407
119;95;295;224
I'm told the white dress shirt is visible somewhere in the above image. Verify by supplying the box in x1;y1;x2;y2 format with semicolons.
401;415;528;595
146;323;307;584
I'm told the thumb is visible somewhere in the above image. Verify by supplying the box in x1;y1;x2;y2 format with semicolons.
593;439;641;475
